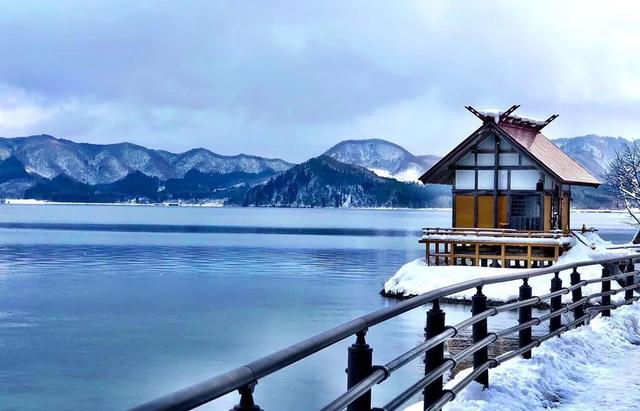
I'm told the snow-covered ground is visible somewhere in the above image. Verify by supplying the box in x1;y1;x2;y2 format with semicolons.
1;199;225;207
406;302;640;411
369;166;422;182
2;198;49;205
384;232;637;304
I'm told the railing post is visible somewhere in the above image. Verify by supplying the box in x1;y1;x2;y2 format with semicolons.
231;382;262;411
549;272;562;333
347;329;373;411
570;268;585;326
626;259;635;304
423;299;446;410
601;265;611;317
471;286;489;387
518;279;533;359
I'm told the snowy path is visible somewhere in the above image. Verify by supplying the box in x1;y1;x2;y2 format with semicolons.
406;303;640;411
555;336;640;411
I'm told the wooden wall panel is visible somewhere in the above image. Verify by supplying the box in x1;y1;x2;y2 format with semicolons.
498;196;508;227
477;195;494;228
455;195;474;228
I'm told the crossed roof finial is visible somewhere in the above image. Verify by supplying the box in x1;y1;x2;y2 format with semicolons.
464;105;558;131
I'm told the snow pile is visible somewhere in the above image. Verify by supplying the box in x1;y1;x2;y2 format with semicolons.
405;302;640;410
477;109;503;123
370;166;423;183
383;234;636;303
477;109;546;126
422;233;571;245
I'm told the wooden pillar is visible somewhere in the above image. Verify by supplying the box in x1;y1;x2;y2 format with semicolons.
449;242;455;266
493;137;500;228
425;241;430;266
475;243;480;266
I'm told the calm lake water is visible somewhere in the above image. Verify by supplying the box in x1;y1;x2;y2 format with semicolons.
0;205;635;410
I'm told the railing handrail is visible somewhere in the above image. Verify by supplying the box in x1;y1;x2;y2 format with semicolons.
130;252;638;411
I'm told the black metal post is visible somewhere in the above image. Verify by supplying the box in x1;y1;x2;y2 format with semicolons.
549;272;562;333
626;259;635;304
471;286;489;387
518;279;533;359
570;268;585;326
601;266;611;317
347;330;373;411
231;383;262;411
423;299;446;410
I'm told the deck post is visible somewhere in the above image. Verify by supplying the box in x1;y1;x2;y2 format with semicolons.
601;266;611;317
518;279;533;359
346;330;372;411
625;259;635;305
570;268;585;326
423;299;446;410
471;286;489;387
425;241;430;266
549;272;562;333
231;383;262;411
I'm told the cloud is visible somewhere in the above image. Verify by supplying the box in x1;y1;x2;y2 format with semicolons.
1;0;640;161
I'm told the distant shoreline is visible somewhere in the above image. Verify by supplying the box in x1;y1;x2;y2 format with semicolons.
0;199;630;213
1;199;450;210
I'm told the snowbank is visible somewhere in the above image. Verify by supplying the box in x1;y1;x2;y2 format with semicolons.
421;234;571;246
2;198;49;205
405;302;640;410
383;234;636;304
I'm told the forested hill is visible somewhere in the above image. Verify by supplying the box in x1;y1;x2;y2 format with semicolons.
242;155;450;208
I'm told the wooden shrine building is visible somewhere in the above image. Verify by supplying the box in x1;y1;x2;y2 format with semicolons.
419;105;601;267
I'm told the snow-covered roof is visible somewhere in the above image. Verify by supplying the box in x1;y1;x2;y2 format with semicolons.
499;123;601;187
477;109;547;126
419;106;601;187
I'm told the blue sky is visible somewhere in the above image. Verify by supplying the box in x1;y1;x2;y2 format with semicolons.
1;1;639;162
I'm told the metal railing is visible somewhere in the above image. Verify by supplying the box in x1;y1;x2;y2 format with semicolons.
130;254;640;411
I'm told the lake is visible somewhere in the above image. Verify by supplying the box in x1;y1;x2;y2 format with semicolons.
0;205;635;410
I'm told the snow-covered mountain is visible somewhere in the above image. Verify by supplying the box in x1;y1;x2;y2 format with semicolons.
171;148;292;176
0;135;293;184
552;135;631;178
242;155;450;208
323;139;438;182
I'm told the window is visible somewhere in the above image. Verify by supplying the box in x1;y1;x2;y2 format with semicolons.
477;170;494;189
455;170;475;189
510;170;539;190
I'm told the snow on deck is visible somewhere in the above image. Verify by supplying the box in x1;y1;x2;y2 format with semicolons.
421;233;571;246
405;302;640;411
384;233;637;304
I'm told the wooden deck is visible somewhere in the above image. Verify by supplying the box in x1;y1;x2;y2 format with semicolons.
420;227;571;268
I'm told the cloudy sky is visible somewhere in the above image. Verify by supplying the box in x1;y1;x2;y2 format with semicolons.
1;1;639;162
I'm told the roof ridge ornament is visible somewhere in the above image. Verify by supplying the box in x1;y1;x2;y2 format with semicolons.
465;105;558;132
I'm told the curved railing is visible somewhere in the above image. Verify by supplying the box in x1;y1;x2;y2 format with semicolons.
130;253;639;411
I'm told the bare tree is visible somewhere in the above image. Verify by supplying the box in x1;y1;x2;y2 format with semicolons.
604;143;640;227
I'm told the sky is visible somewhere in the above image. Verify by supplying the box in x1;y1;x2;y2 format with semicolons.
1;1;640;162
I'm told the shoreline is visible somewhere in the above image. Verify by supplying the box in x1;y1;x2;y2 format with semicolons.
379;288;551;308
0;199;629;213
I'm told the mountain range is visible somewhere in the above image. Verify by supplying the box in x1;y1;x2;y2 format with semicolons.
0;133;632;208
0;135;292;184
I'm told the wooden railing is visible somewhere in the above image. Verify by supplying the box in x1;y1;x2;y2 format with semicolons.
130;254;639;411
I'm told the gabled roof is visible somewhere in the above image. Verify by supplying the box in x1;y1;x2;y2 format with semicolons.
419;108;601;188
